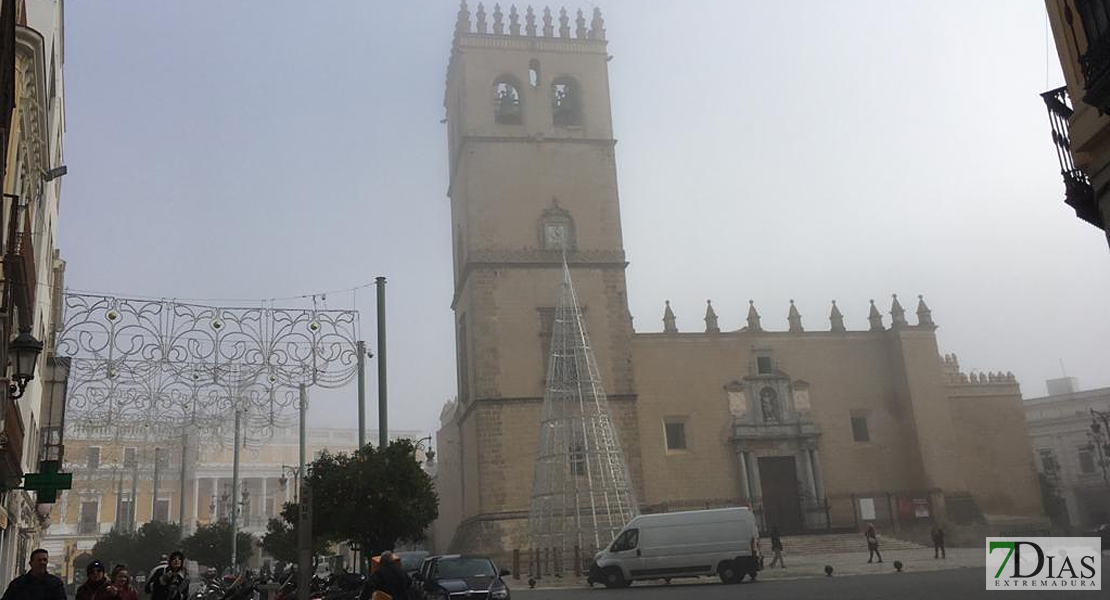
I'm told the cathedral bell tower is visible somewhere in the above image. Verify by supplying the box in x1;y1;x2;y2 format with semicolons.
443;3;637;551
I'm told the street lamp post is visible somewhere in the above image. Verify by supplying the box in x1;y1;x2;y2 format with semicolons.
278;465;301;503
1090;409;1110;487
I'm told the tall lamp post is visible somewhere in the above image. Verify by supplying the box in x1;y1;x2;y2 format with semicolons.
1090;409;1110;487
278;465;302;503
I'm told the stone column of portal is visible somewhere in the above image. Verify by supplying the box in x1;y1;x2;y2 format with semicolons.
810;449;825;502
737;450;751;502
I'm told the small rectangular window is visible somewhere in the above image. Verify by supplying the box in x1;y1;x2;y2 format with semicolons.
123;447;137;468
1039;449;1057;473
1079;449;1096;474
87;447;101;469
665;421;687;451
851;416;870;442
154;499;171;522
757;356;773;374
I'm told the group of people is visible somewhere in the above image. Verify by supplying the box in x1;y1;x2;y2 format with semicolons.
0;549;190;600
761;523;947;568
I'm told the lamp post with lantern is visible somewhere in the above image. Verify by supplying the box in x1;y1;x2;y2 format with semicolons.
1090;409;1110;488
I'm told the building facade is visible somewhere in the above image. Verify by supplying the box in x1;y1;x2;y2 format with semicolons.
1024;378;1110;531
41;426;424;582
434;3;1046;556
1043;0;1110;248
0;0;69;582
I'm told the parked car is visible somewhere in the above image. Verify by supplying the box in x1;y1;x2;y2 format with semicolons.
589;507;761;588
415;555;511;600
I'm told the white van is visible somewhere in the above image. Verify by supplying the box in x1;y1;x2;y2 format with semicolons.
588;507;761;588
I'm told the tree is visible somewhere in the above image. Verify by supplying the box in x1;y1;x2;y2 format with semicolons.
260;502;330;565
182;521;254;574
308;439;438;556
92;521;182;574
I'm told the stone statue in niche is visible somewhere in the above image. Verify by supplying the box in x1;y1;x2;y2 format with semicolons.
760;386;780;422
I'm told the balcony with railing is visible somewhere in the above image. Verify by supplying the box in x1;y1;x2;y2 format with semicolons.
3;202;37;322
1041;86;1102;229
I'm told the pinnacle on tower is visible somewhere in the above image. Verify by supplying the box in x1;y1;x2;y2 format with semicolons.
747;300;762;332
788;300;803;333
575;8;587;38
456;1;472;34
559;7;570;37
868;300;884;331
493;3;504;34
542;7;554;36
890;294;907;329
588;6;606;40
663;300;677;333
529;261;639;555
704;300;720;333
509;4;521;35
829;300;846;332
916;294;935;329
476;2;488;33
525;6;537;36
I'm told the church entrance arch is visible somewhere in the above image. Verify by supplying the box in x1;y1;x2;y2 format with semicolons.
758;456;804;535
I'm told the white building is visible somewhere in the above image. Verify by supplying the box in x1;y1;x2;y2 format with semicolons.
1024;377;1110;531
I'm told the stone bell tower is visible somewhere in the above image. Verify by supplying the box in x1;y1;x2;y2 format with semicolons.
443;3;640;552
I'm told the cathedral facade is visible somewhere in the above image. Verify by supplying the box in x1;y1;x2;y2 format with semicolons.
434;3;1044;556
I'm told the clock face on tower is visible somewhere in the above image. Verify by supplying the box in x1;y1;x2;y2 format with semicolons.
544;223;568;250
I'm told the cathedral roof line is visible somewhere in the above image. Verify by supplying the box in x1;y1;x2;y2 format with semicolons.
644;296;939;336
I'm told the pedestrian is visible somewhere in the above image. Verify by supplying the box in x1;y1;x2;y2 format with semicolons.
768;526;786;569
103;566;138;600
75;561;109;600
1;548;66;600
931;525;946;559
865;524;883;563
361;551;410;600
144;556;168;597
147;551;188;600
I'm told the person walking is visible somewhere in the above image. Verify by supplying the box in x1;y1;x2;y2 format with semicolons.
932;525;946;559
865;524;883;563
361;552;410;600
75;561;109;600
147;551;189;600
103;566;138;600
2;548;66;600
767;527;786;569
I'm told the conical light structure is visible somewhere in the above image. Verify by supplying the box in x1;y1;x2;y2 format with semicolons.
528;261;639;554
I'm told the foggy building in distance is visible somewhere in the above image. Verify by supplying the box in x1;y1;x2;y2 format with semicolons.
1024;378;1110;531
1043;1;1110;248
41;426;424;582
434;3;1046;557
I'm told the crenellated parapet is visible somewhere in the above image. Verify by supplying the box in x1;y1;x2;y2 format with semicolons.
455;2;606;40
940;353;1018;387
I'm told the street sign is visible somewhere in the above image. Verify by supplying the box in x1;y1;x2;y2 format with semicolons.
22;460;73;503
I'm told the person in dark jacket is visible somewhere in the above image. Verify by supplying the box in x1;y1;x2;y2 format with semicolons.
865;524;883;563
75;561;109;600
147;551;188;600
362;552;410;600
768;527;786;568
932;525;946;559
2;549;66;600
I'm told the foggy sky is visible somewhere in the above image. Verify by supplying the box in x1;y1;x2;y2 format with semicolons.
58;1;1110;437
